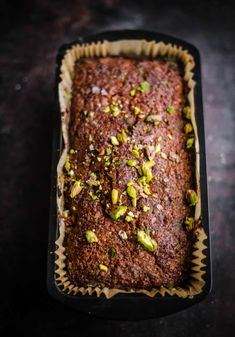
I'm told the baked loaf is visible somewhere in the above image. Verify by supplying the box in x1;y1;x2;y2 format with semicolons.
63;56;197;290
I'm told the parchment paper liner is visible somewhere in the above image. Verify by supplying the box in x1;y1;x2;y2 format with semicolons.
55;39;207;298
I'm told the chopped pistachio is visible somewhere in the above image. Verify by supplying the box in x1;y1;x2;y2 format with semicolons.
132;145;140;158
117;129;127;143
83;110;88;116
111;136;119;146
99;264;108;272
186;189;198;206
110;104;121;117
105;159;111;166
127;181;134;187
118;230;128;240
89;135;93;142
109;205;127;220
127;185;137;207
106;147;112;155
167;106;175;114
186;137;194;149
137;81;149;92
111;189;119;205
160;152;167;160
183;106;191;120
137;230;157;252
146;114;162;122
145;160;155;168
184;217;195;231
134;106;142;115
128;211;135;217
70;180;83;198
125;215;134;222
109;247;116;258
85;230;98;243
142;205;150;212
154;121;159;126
140;161;155;183
184;123;193;134
127;159;137;167
64;160;71;172
130;88;136;97
63;210;69;218
143;184;151;195
137;176;146;185
103;106;110;113
70;149;75;154
154;144;161;153
89;191;100;201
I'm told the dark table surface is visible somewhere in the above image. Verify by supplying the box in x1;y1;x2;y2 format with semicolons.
0;0;235;336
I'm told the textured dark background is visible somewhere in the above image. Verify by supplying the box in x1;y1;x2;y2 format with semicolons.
0;0;235;336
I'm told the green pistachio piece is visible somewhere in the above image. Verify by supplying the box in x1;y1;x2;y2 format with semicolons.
137;81;149;92
103;106;110;113
127;159;137;167
111;189;119;205
89;135;93;142
184;217;195;231
70;149;75;154
140;162;154;183
184;123;193;134
99;264;108;272
186;189;198;206
86;230;98;243
130;88;136;97
70;180;83;198
125;215;134;222
127;185;137;207
106;147;112;155
143;184;151;195
134;106;142;115
186;137;194;149
146;114;162;122
109;247;116;258
109;205;127;220
117;129;127;143
89;191;100;201
63;210;69;218
154;144;161;153
137;176;146;185
111;136;119;146
64;160;71;172
110;104;121;117
183;106;191;120
142;205;150;212
167;105;175;114
132;145;140;158
137;230;157;252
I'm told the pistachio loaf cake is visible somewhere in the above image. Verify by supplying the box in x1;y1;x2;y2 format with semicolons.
62;56;198;290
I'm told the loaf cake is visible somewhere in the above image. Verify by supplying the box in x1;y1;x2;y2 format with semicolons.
62;56;198;290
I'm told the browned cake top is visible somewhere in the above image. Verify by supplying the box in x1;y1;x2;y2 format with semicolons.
62;56;196;290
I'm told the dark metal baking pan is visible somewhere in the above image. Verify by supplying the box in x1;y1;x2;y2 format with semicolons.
47;30;211;320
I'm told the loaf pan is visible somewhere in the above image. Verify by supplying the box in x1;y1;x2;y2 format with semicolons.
47;30;211;320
